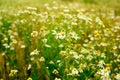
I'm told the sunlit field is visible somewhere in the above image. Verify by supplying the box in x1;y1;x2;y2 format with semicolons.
0;0;120;80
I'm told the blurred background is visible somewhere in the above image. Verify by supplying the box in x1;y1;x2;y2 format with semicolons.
0;0;120;8
0;0;120;16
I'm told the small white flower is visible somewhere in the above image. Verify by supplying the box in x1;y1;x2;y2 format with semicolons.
28;64;31;70
42;39;47;43
20;45;26;48
69;32;79;40
115;73;120;80
30;49;39;56
55;78;61;80
4;37;8;41
52;30;57;35
3;43;10;48
31;31;38;37
58;44;64;47
26;7;37;10
49;60;54;64
97;67;111;79
100;42;107;47
52;69;59;74
78;68;83;73
39;57;45;62
1;52;5;56
71;68;79;75
10;47;15;50
11;70;18;74
12;39;18;44
30;57;34;61
98;60;105;68
58;31;66;39
101;75;111;80
64;9;70;13
54;31;66;39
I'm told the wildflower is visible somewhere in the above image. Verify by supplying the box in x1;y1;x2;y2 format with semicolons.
86;55;93;61
98;60;105;68
90;37;94;41
10;35;15;39
69;50;77;55
71;22;77;26
31;31;38;37
39;28;44;33
3;43;10;48
30;49;39;56
1;52;5;56
97;67;111;80
39;57;45;62
55;78;61;80
80;63;86;69
55;33;59;39
101;75;111;80
11;39;17;44
58;31;66;39
27;7;37;11
52;69;59;74
64;9;70;13
58;44;64;48
95;17;104;27
49;60;54;64
73;53;79;59
101;53;106;58
79;54;84;59
30;57;34;61
113;46;117;50
71;68;79;75
27;77;32;80
20;45;26;48
78;67;83;73
73;78;77;80
52;30;57;35
28;64;31;70
59;51;66;56
13;32;18;36
54;31;66;39
10;46;14;50
4;37;8;41
52;6;58;10
8;30;13;35
9;73;13;77
100;42;107;47
9;69;18;77
42;38;47;43
115;73;120;80
65;68;69;73
69;32;79;40
11;69;18;74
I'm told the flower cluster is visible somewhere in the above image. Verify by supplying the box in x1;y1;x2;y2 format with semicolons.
0;0;120;80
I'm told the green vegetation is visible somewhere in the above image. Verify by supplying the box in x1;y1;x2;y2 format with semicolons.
0;0;120;80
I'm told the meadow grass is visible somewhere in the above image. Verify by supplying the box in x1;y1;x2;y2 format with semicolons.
0;0;120;80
